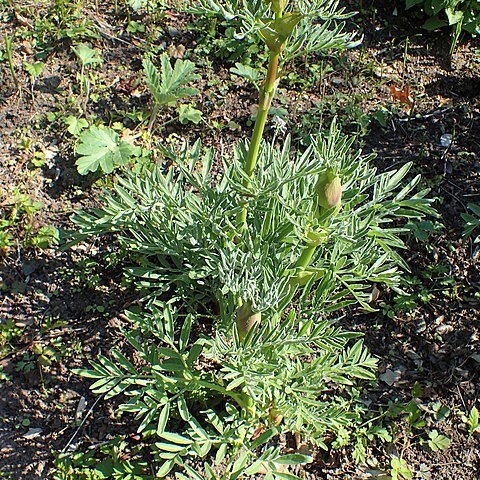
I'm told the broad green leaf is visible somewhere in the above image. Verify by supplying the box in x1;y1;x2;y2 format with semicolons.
182;464;205;480
177;104;203;125
231;451;249;476
155;442;187;453
72;43;103;66
65;115;89;136
226;376;245;391
275;454;312;465
177;396;190;421
272;472;303;480
468;406;479;436
423;15;447;30
157;458;176;477
157;403;170;435
158;432;193;445
179;314;193;351
23;61;44;78
128;0;146;11
469;203;480;216
427;430;451;452
391;457;412;480
445;7;464;25
250;428;279;449
405;0;424;8
33;225;59;249
230;62;261;84
187;342;204;366
94;458;114;477
215;442;227;464
244;459;266;475
72;368;104;379
75;126;136;175
143;54;199;109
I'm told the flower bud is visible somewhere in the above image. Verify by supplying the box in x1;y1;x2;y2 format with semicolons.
269;405;284;426
266;0;289;13
236;302;261;339
315;170;342;210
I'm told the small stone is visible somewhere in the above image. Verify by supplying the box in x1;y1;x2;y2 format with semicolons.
379;368;402;386
23;428;42;439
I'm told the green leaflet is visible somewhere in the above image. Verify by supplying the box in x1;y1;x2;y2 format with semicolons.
75;126;137;175
143;54;199;108
259;13;303;52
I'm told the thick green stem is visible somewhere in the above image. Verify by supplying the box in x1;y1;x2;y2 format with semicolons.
197;379;254;415
236;49;281;229
288;244;317;288
294;245;316;270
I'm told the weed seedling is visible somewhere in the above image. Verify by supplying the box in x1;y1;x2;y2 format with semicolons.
71;43;103;112
23;61;44;98
143;53;200;132
4;34;20;93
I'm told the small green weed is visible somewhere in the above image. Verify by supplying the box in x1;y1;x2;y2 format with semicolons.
71;43;103;112
53;437;154;480
0;318;25;357
23;60;44;96
462;203;480;244
16;0;98;55
427;429;451;452
390;456;413;480
405;0;480;52
192;17;264;63
143;53;200;131
464;405;480;436
0;193;58;253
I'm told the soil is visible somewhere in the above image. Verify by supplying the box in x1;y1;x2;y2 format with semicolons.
0;0;479;479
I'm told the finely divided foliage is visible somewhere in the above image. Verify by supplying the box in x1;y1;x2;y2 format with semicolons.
143;53;200;130
73;1;435;478
143;54;199;109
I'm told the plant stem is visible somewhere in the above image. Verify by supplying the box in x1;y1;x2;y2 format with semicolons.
236;16;282;230
243;52;280;179
294;245;316;269
4;35;20;92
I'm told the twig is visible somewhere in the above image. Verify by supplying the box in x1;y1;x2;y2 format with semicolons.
439;184;467;210
90;13;132;46
61;395;102;453
397;107;453;122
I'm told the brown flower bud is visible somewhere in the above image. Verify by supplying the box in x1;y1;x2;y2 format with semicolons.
236;302;261;339
315;170;342;210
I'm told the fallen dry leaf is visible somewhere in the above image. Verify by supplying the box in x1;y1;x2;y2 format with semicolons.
389;84;414;107
167;44;186;59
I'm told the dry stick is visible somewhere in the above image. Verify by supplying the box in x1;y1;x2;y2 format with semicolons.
61;396;102;453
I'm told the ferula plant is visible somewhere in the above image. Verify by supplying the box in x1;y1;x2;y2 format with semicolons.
73;1;435;478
